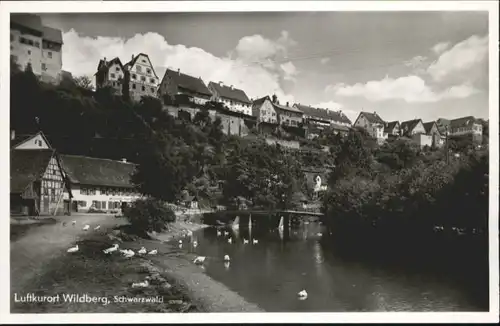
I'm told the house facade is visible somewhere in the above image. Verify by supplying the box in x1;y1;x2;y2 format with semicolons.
295;103;352;137
60;155;142;213
11;131;52;150
158;68;212;105
400;119;426;137
123;53;159;101
208;82;252;116
449;116;483;143
11;149;71;216
270;95;303;127
252;96;278;124
423;121;445;147
353;111;388;143
10;13;63;83
95;57;125;95
384;121;400;137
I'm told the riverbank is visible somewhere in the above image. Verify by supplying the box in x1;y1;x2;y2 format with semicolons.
12;218;262;313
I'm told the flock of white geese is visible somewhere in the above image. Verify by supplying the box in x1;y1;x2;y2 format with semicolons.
64;218;308;299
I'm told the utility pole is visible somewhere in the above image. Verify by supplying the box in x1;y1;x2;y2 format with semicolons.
445;125;449;165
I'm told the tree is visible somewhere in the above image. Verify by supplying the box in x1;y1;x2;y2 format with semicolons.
74;75;94;91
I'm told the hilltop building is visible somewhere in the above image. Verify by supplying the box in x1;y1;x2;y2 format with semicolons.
353;111;387;143
252;96;278;124
94;57;125;95
208;81;252;116
158;68;212;105
294;103;351;138
384;121;400;137
423;121;445;147
10;13;63;84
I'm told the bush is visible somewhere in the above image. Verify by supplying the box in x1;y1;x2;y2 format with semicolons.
124;198;176;233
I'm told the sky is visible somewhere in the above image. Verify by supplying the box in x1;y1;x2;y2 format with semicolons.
38;11;489;123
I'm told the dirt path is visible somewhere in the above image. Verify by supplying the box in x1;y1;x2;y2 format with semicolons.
10;214;125;296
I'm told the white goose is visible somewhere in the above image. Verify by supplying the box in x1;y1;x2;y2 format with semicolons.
103;244;119;254
72;220;76;226
124;249;135;258
94;225;101;231
179;240;183;245
131;280;149;288
193;241;198;248
316;232;323;237
148;249;158;255
186;230;193;237
82;224;90;231
138;247;147;255
227;238;232;244
67;244;79;253
243;239;249;244
224;231;229;236
252;239;259;245
224;254;230;262
298;290;308;299
193;256;206;265
216;230;222;237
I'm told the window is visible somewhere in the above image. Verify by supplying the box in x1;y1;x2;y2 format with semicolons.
108;201;113;210
101;201;106;210
132;74;136;79
141;76;146;82
146;68;151;74
116;67;120;72
136;66;142;72
150;78;155;83
41;63;46;71
132;84;136;89
47;51;52;58
151;88;155;93
142;86;145;91
94;201;101;209
110;73;115;78
27;50;31;55
78;201;86;207
142;59;146;63
50;188;56;202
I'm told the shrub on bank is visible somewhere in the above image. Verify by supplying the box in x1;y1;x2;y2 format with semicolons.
124;198;176;233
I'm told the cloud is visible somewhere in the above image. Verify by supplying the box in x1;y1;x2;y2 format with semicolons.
328;75;478;103
432;42;450;54
280;61;297;81
320;57;330;65
404;55;427;69
427;35;488;83
61;29;296;103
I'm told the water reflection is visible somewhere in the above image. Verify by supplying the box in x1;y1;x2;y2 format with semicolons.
168;221;481;312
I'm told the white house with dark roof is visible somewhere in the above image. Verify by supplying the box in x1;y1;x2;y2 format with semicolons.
60;155;141;213
252;96;278;124
294;103;352;138
208;81;252;116
11;130;52;150
158;68;212;105
123;53;160;101
353;111;388;143
10;13;63;83
95;57;125;95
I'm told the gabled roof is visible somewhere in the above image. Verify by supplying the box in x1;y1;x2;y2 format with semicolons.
273;102;303;114
124;53;159;78
423;121;437;134
95;57;124;76
400;119;422;134
358;111;385;125
209;82;251;104
40;25;62;44
60;155;137;188
450;116;478;129
11;131;52;149
163;69;211;97
10;149;55;194
385;121;399;130
295;103;352;125
252;96;271;108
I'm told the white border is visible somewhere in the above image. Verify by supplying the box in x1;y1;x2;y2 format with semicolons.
1;1;498;324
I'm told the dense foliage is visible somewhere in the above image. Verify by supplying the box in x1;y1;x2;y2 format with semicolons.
124;198;176;233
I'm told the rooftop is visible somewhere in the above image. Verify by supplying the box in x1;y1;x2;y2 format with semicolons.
164;69;211;97
209;82;251;104
10;149;55;194
295;104;351;124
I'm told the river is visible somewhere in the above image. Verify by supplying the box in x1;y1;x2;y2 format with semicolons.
171;221;486;312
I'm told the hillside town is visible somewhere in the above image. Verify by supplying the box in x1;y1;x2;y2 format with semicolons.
10;13;488;217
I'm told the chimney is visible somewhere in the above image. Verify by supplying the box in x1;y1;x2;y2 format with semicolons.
219;81;224;86
286;101;289;107
177;68;180;75
121;158;127;163
11;130;15;140
131;54;134;61
272;94;278;104
230;85;234;90
103;57;107;64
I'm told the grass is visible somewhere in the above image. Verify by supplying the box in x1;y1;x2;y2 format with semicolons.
11;234;202;313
